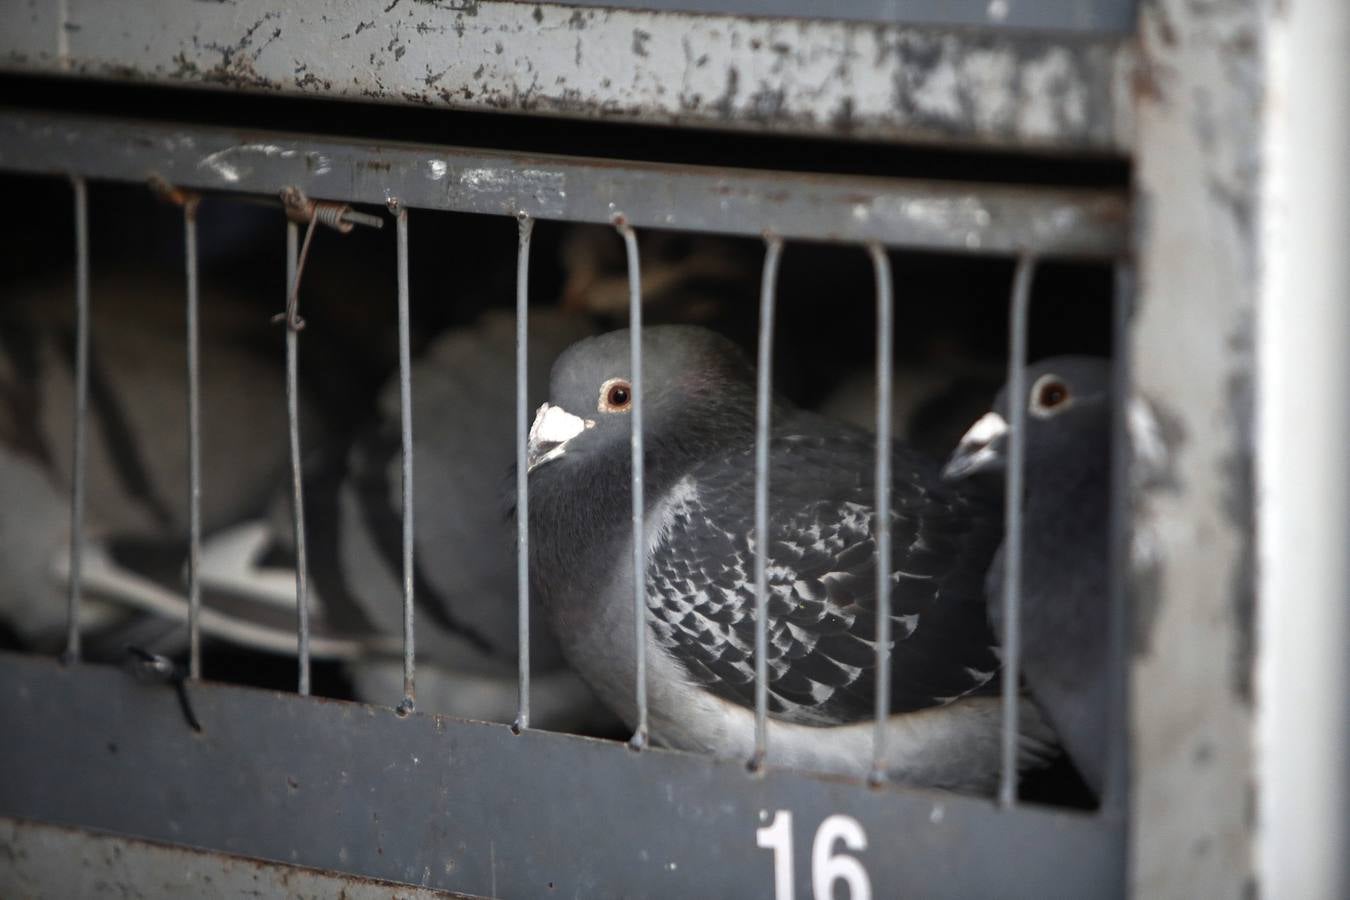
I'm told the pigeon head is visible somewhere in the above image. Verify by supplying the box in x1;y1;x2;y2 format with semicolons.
526;325;757;477
942;356;1110;482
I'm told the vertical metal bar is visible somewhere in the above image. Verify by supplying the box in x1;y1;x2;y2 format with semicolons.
1259;1;1350;889
999;253;1037;808
1103;261;1134;813
285;221;311;696
514;214;534;733
751;235;784;771
184;197;203;681
63;175;90;664
395;207;415;714
868;244;894;785
616;218;648;750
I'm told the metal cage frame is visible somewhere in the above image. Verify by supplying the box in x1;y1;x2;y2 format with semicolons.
0;106;1129;898
2;0;1345;897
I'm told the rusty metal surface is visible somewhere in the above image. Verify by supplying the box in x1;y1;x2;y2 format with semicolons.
0;816;479;899
0;110;1129;257
1126;0;1261;896
0;0;1135;152
0;651;1125;898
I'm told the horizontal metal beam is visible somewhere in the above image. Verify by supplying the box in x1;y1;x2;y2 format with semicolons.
0;110;1129;257
0;0;1135;152
0;651;1123;898
544;0;1140;33
0;817;475;899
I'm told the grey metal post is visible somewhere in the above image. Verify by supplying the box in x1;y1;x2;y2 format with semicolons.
184;197;203;681
63;175;90;665
284;221;312;696
395;207;415;714
999;254;1036;808
514;213;534;733
616;218;648;750
1129;1;1264;892
868;244;894;785
751;235;784;770
1103;262;1134;815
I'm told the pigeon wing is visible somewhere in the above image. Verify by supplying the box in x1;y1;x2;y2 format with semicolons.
646;429;1003;726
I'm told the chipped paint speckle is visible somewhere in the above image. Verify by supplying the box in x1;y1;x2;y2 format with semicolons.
197;142;297;182
1;1;1133;152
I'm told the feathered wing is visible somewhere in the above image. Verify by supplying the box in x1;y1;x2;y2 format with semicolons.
645;430;1004;726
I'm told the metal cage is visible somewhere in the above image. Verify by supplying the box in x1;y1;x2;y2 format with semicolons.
0;1;1345;898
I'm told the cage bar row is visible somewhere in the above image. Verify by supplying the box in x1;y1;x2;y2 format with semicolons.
50;170;1106;813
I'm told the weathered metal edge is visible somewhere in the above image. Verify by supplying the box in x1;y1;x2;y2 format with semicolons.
1126;1;1261;894
0;109;1129;257
0;651;1123;898
0;0;1135;153
542;0;1140;34
0;816;480;899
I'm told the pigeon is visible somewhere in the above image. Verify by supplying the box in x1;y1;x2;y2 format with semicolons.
818;357;1005;461
942;356;1111;796
332;308;605;727
526;325;1056;792
196;309;615;730
0;266;323;655
556;225;757;323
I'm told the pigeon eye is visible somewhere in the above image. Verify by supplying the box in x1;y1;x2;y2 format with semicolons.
1031;376;1071;415
599;378;632;413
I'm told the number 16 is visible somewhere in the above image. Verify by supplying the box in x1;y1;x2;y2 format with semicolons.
756;810;872;900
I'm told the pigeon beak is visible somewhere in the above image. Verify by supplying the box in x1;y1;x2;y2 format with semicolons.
527;403;594;473
942;411;1009;481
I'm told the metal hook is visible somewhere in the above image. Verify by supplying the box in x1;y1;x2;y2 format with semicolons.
125;647;203;733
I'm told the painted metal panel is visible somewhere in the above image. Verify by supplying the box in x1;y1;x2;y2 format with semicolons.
1127;1;1262;895
0;0;1135;152
0;817;478;899
0;652;1124;898
0;110;1129;257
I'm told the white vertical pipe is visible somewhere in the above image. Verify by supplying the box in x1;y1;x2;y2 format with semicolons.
1258;0;1350;895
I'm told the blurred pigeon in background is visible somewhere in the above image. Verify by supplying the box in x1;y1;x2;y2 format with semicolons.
942;356;1111;796
556;224;758;325
818;355;1005;461
334;308;607;728
0;266;326;655
201;308;615;730
526;325;1056;792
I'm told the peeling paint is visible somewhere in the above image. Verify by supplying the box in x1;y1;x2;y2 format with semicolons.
0;0;1133;151
1128;0;1264;893
197;142;298;182
0;109;1127;257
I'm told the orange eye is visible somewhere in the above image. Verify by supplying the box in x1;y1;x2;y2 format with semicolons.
1031;375;1071;414
599;378;632;412
1039;382;1068;407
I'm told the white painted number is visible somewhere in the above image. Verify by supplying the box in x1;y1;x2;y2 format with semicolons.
757;810;872;900
756;810;795;900
811;815;871;900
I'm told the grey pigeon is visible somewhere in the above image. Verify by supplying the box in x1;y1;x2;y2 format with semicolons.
197;309;613;730
333;308;605;727
942;356;1111;796
556;225;757;322
526;325;1056;792
0;267;316;653
818;358;1005;461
